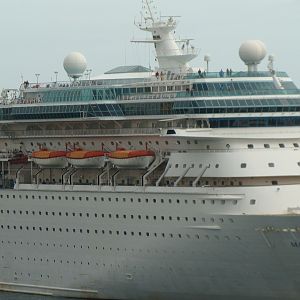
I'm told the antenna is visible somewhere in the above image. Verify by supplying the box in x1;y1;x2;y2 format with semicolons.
268;54;275;73
141;0;158;25
145;0;155;23
204;55;211;72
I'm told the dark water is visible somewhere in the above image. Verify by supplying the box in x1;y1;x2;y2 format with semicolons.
0;292;78;300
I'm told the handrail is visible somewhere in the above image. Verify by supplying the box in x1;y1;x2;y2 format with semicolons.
0;127;161;138
19;71;289;91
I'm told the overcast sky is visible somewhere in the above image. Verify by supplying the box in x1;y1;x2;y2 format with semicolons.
0;0;299;89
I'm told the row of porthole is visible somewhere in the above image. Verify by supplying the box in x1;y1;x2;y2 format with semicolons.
0;210;196;222
0;194;241;207
0;194;199;205
248;143;299;149
173;161;300;169
0;225;242;240
1;238;240;253
0;209;234;223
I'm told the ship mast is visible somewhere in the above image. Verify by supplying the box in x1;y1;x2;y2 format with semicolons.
132;0;198;73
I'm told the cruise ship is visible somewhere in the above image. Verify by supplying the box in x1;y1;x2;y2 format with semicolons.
0;1;299;299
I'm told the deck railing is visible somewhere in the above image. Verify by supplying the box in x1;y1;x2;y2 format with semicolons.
0;127;161;138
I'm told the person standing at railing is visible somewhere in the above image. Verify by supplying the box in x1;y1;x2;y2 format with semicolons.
160;71;164;81
198;69;202;78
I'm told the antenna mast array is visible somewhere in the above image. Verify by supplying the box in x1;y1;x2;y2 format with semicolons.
132;0;198;73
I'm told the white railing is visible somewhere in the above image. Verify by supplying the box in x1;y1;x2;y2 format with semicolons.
0;128;161;138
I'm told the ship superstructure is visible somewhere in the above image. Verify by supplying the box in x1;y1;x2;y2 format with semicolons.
0;1;299;299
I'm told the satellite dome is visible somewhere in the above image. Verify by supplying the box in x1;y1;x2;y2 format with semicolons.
239;40;267;71
63;52;87;79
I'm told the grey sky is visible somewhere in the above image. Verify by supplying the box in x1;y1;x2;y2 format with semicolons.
0;0;299;89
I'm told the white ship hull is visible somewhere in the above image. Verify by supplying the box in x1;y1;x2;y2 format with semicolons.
0;184;299;299
0;0;299;298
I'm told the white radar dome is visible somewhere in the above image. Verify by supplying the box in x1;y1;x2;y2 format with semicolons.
63;52;87;79
239;40;267;71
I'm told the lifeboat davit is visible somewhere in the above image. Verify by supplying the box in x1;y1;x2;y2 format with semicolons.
31;150;68;168
66;150;106;168
9;152;28;165
108;149;155;169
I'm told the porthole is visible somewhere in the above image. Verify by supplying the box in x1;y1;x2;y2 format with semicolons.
250;199;256;205
279;143;285;148
264;144;270;148
248;144;254;149
268;163;275;168
241;163;247;168
294;143;299;148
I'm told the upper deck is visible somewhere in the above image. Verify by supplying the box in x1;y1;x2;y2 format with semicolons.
0;1;299;127
2;70;298;105
0;70;299;126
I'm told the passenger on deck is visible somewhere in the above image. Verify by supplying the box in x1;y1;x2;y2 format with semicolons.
198;69;202;78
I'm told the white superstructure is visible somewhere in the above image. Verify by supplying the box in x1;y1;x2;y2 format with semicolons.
0;1;300;299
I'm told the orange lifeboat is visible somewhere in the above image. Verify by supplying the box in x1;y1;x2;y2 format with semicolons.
108;149;155;169
31;150;68;168
66;150;106;168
